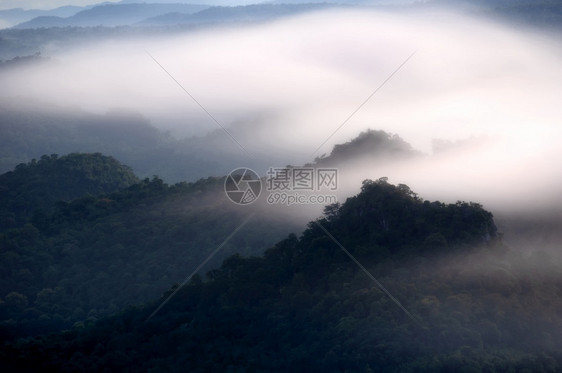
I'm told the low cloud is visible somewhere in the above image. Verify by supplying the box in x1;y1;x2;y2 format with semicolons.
1;7;561;212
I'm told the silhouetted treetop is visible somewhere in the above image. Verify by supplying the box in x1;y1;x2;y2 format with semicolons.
312;130;418;166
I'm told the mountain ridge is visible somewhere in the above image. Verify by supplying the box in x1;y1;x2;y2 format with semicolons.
5;177;560;372
13;3;209;28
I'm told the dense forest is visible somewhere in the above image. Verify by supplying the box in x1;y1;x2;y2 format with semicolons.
0;154;301;340
2;178;561;371
0;153;138;230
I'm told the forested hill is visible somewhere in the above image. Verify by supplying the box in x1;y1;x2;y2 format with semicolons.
0;153;138;231
6;179;560;372
0;167;300;340
310;178;497;253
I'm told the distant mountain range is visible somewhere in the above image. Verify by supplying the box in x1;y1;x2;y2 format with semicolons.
2;0;559;31
0;5;85;28
0;1;248;28
9;2;346;29
12;3;210;28
138;3;338;27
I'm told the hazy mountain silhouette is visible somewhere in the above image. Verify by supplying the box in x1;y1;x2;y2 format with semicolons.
14;3;209;28
139;3;338;26
311;129;419;167
0;102;423;183
0;5;84;29
12;3;338;29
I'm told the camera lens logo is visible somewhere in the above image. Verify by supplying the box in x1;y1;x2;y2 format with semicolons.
225;168;261;205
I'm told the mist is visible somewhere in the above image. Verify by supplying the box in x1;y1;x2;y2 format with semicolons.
1;7;561;214
3;6;562;364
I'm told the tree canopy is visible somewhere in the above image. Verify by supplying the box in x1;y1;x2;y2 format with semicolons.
0;153;138;231
4;177;560;372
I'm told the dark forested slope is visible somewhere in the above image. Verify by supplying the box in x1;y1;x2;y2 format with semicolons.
0;153;138;231
0;169;299;340
4;179;560;372
0;128;425;341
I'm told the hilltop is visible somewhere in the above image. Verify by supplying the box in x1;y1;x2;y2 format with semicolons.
0;153;138;230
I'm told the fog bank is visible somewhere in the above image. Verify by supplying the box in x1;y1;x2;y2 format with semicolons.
1;8;560;211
